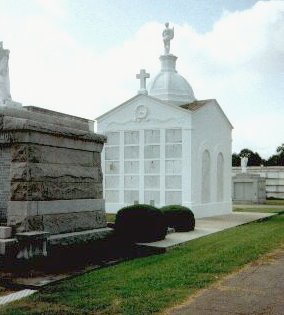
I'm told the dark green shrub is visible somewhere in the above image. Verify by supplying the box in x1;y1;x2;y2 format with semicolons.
115;204;167;242
160;205;195;232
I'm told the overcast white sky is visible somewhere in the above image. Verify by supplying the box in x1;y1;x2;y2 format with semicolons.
0;0;283;158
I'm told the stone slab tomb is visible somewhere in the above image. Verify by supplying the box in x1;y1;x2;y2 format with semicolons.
0;105;107;235
232;173;266;204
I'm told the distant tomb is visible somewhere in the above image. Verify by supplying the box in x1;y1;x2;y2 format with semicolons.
233;165;284;200
232;157;266;204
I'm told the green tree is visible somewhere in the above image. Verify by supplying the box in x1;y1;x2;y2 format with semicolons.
276;143;284;155
232;153;241;167
267;143;284;166
232;148;265;167
266;155;279;166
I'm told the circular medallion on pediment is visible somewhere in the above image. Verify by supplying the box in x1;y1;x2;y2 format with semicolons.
135;105;148;120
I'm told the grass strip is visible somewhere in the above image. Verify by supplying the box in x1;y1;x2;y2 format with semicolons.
233;207;284;214
106;213;116;223
265;199;284;206
2;214;284;315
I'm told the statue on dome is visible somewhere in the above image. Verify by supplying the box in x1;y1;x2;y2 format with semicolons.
162;22;174;55
0;41;12;104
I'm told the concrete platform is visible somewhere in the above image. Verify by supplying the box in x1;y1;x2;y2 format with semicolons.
0;289;37;306
137;212;276;250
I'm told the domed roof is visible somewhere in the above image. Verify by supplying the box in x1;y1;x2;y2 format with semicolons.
148;54;195;106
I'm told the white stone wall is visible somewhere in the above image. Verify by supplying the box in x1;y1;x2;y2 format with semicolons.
232;166;284;199
190;100;232;217
103;127;184;210
217;153;225;201
97;95;193;212
97;95;232;217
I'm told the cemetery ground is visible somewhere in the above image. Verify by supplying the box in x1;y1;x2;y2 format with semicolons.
0;205;283;314
233;199;284;214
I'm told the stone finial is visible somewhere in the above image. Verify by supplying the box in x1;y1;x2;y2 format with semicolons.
0;42;22;107
0;41;12;105
162;22;174;55
136;69;150;95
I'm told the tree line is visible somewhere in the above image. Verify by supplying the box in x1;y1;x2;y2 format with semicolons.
232;144;284;167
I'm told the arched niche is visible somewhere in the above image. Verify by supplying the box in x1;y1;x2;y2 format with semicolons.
217;152;224;201
201;150;211;203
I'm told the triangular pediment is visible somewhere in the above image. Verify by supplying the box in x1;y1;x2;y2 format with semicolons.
96;94;189;121
96;94;192;132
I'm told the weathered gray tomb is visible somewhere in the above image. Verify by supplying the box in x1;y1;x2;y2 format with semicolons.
232;157;266;204
0;106;111;257
0;42;110;258
0;105;106;232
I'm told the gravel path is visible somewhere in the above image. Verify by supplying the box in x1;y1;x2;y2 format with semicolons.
165;247;284;315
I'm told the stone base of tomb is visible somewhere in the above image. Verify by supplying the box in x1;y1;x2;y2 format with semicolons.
0;105;108;258
0;227;113;258
7;199;106;234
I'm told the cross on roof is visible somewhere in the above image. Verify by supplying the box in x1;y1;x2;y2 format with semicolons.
136;69;150;95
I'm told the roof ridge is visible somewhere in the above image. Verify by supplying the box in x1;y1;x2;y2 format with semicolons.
180;99;213;111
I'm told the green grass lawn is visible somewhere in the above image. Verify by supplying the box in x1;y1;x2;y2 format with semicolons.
233;206;284;214
2;214;284;315
106;213;116;223
233;199;284;214
265;199;284;205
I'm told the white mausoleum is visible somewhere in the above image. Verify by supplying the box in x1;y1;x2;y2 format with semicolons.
96;25;233;217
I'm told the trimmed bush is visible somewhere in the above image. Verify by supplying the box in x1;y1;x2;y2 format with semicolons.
115;204;167;242
160;205;195;232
